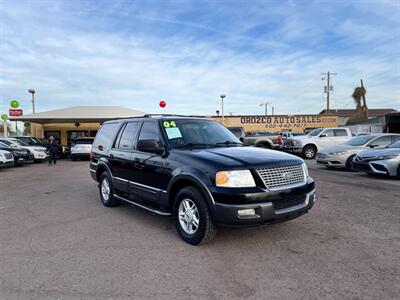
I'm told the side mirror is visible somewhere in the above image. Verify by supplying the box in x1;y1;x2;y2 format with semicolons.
137;139;164;155
319;133;327;138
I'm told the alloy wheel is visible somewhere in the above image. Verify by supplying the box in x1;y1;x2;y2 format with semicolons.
178;198;200;234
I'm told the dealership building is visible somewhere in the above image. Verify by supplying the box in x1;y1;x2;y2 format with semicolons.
8;105;399;145
10;106;146;145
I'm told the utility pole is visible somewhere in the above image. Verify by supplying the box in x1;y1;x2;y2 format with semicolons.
272;105;275;115
220;94;226;125
260;102;271;115
321;72;337;111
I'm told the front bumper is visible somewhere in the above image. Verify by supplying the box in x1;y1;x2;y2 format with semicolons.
211;179;315;226
0;160;15;168
283;146;303;154
33;152;48;160
316;153;346;168
71;152;91;158
353;159;397;176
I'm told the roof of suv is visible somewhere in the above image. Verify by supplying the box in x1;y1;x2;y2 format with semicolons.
103;114;208;124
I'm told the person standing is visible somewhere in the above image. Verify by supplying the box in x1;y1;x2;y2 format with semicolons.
46;136;58;166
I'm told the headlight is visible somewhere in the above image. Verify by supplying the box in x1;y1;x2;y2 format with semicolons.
302;162;310;178
377;155;398;160
215;170;256;188
329;151;348;155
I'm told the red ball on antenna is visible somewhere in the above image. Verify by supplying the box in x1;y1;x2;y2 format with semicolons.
159;100;166;108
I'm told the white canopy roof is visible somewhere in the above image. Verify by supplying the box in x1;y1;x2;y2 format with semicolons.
10;106;147;124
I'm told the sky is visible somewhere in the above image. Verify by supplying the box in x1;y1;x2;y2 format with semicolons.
0;0;399;116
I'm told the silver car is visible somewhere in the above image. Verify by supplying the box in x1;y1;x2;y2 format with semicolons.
352;140;400;177
316;134;400;170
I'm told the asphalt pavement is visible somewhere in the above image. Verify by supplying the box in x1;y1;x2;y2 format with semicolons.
0;160;399;299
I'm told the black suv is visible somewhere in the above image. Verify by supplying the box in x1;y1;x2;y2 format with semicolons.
90;116;315;245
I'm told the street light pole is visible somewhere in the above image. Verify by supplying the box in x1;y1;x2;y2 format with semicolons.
260;102;271;115
220;94;226;124
28;89;36;137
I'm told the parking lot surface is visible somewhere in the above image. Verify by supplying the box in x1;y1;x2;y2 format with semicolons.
0;161;399;299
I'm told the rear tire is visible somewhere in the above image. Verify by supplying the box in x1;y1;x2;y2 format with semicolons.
345;154;356;171
302;145;316;159
174;186;216;245
99;172;120;207
257;142;271;149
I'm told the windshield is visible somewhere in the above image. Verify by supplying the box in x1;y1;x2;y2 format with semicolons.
16;137;37;145
162;119;241;149
388;141;400;148
10;139;29;146
307;128;324;136
345;136;375;146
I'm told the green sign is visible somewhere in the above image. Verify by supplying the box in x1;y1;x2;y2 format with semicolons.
163;121;177;128
1;114;8;121
10;100;19;108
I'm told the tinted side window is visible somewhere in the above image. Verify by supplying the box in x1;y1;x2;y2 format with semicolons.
92;123;119;151
372;136;392;147
117;122;140;150
392;135;400;143
323;129;335;137
138;122;160;141
334;129;348;137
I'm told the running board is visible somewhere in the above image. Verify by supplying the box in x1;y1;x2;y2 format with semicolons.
113;194;171;216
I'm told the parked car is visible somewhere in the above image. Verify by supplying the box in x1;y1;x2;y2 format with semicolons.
316;134;400;170
0;142;34;166
70;137;94;160
242;131;283;149
13;136;69;158
283;127;353;159
0;138;48;162
0;149;14;168
90;116;315;245
353;140;400;177
227;127;245;141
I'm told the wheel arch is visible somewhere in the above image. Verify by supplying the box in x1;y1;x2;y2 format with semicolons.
95;161;113;182
167;174;215;214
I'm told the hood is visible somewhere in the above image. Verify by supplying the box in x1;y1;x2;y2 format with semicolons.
319;144;364;154
169;146;303;170
24;146;46;151
359;147;400;158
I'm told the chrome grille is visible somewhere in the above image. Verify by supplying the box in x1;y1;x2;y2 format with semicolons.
257;164;305;190
5;153;13;159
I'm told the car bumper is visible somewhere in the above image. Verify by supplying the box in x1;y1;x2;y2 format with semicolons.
71;152;91;158
33;152;48;160
0;160;15;168
353;160;398;176
283;146;303;154
316;154;346;168
210;179;315;226
15;156;34;165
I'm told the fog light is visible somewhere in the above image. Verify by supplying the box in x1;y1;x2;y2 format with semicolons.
237;208;256;217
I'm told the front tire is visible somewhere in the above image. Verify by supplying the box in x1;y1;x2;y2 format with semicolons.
302;145;316;159
345;154;356;171
174;186;216;245
99;172;120;207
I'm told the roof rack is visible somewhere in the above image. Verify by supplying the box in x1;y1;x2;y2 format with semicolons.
143;114;206;118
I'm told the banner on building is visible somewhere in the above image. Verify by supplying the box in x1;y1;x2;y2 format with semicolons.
212;115;338;132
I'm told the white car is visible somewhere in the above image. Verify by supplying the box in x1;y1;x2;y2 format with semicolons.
283;127;353;159
70;137;94;160
0;149;14;168
0;138;48;161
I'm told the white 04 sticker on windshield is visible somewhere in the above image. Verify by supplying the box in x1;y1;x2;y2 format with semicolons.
165;127;183;139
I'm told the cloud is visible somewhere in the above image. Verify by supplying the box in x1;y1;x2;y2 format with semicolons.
0;0;399;117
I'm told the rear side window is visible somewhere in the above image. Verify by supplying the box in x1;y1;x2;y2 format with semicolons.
116;122;140;150
334;129;348;137
93;123;119;151
138;122;161;141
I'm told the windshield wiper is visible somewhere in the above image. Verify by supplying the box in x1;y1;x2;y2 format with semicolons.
174;143;217;149
215;141;243;146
